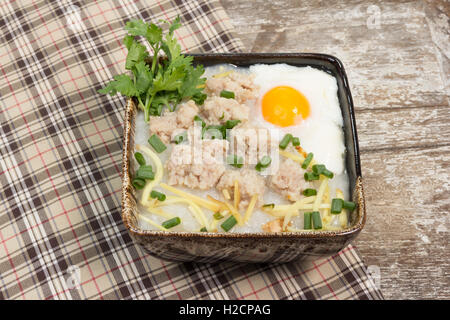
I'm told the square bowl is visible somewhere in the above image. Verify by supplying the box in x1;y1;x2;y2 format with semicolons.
121;53;366;263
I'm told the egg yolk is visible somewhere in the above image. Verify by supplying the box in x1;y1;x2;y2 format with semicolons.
262;86;310;127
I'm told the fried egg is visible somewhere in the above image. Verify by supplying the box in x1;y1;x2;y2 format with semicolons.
249;64;346;175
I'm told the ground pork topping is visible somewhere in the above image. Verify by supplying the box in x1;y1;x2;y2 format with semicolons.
228;123;278;166
166;139;228;190
269;158;310;201
216;169;266;210
149;100;199;143
205;72;259;105
200;96;249;125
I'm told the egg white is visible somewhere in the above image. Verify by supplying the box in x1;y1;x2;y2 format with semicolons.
249;64;346;175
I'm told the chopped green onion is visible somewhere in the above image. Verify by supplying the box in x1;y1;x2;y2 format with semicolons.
136;165;155;180
134;152;146;166
204;125;226;139
322;168;334;179
221;216;237;232
331;198;344;214
279;134;293;149
311;211;322;229
343;200;356;211
213;212;224;220
302;153;313;169
200;227;207;232
194;115;206;128
302;188;317;197
132;177;146;189
227;154;244;168
311;164;333;178
256;155;271;171
173;132;187;144
219;112;225;120
225;119;241;129
220;90;235;99
304;212;312;229
262;203;275;209
150;190;166;201
148;134;167;153
259;155;272;167
292;137;300;146
312;164;326;174
161;217;181;229
304;172;319;181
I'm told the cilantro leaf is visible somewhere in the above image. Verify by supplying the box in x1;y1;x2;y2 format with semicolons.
98;74;138;97
134;61;152;94
125;19;163;46
125;40;148;70
123;35;134;50
151;66;185;93
98;17;206;121
178;64;206;104
168;16;181;34
151;91;179;114
124;19;150;37
191;91;207;105
161;32;181;61
147;23;163;45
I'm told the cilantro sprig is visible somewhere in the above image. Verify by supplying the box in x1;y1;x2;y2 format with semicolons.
99;17;207;121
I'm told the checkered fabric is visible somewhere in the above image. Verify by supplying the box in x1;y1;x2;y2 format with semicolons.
0;0;383;300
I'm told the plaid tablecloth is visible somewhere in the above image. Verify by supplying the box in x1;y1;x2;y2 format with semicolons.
0;0;383;300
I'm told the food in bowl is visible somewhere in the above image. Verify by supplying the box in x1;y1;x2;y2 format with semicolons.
100;18;356;234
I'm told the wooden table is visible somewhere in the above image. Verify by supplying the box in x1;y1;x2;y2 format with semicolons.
221;0;449;299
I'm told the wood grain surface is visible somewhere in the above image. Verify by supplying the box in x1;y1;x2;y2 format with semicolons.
220;0;449;299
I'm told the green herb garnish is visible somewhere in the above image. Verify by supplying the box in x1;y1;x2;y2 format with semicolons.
279;134;293;149
204;125;226;139
132;177;146;189
221;216;237;232
255;155;271;171
225;119;241;129
227;154;244;168
213;212;224;220
304;172;319;181
162;217;181;229
331;198;343;214
312;164;326;174
194;115;206;128
148;134;167;153
173;131;187;144
302;188;317;197
304;212;312;229
150;190;166;201
220;90;235;99
98;17;207;121
311;211;322;229
136;165;155;180
302;152;313;169
343;200;356;211
321;168;334;179
134;152;146;166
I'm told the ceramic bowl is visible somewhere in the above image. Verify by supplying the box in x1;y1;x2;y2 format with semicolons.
121;53;366;263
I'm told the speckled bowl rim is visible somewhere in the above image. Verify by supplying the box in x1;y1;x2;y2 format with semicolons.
121;53;366;240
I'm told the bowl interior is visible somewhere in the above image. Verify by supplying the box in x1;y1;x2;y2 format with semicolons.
122;53;365;239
